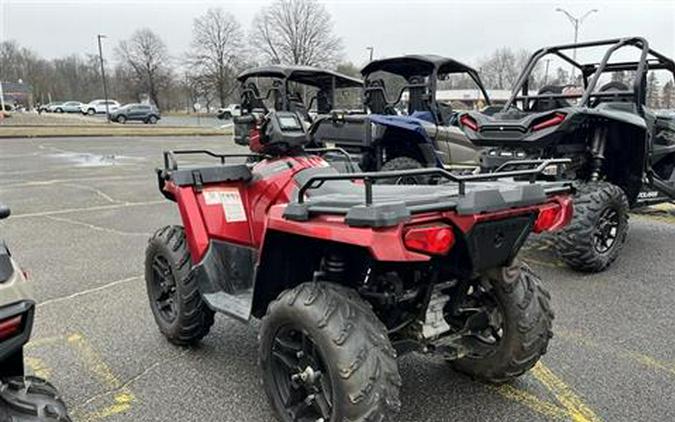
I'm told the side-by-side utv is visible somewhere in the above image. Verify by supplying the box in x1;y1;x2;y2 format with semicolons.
460;37;675;272
309;55;491;178
234;65;363;123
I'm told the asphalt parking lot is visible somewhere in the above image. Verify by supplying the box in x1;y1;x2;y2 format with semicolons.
0;136;673;422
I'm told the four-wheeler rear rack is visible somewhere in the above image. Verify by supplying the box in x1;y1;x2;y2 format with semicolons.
296;158;572;205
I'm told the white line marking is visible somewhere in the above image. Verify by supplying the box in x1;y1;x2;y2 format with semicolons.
11;200;166;219
37;276;141;308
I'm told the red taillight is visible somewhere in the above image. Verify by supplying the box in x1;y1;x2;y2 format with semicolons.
459;114;479;131
404;225;455;255
533;200;574;233
0;315;22;341
531;113;566;131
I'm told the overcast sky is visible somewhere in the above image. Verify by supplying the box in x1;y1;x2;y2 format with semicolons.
1;0;673;67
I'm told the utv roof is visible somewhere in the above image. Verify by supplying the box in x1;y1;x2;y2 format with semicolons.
237;65;363;88
361;55;479;78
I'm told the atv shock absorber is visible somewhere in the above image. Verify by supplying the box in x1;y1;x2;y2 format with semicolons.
589;126;608;181
315;253;346;282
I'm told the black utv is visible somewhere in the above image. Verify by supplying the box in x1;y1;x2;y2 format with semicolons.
460;37;675;272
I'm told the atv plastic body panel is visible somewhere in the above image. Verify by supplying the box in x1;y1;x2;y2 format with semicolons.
157;150;572;322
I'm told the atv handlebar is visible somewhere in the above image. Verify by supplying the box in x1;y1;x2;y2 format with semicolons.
297;158;572;205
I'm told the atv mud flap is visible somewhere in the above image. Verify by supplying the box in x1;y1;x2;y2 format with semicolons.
465;215;535;272
192;240;256;321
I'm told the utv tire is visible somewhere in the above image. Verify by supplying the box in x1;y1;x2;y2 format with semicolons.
145;225;214;346
555;182;629;272
260;282;401;422
380;156;426;184
450;263;553;383
0;376;71;421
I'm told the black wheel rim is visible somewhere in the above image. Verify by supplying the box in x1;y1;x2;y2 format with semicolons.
270;326;333;422
150;254;178;322
593;207;620;254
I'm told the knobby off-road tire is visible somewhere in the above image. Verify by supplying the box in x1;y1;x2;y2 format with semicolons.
450;263;554;383
145;225;214;346
555;181;629;272
0;376;71;422
260;282;401;422
380;156;426;184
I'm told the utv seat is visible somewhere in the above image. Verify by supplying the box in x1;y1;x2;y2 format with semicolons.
365;79;397;115
530;85;571;112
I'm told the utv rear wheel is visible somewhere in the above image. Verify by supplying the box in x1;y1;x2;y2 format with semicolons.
0;376;71;421
260;282;401;422
555;182;629;272
380;156;426;184
450;263;553;383
145;225;214;345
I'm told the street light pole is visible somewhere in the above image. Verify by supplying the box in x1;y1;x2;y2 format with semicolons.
366;46;374;62
555;7;598;82
97;34;111;123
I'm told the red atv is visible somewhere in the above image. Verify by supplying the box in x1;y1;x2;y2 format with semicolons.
146;110;572;422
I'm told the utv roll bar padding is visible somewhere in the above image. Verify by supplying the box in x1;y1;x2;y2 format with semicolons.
296;158;571;206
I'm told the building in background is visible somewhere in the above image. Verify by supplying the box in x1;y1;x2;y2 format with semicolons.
0;81;33;110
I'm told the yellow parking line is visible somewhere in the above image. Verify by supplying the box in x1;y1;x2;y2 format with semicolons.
26;332;136;421
532;363;602;422
66;333;136;421
25;356;52;379
559;330;675;377
494;384;569;420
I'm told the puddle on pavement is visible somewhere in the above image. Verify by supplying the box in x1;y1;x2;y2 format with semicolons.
51;152;142;167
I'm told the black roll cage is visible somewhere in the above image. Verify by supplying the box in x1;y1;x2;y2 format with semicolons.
362;56;491;111
237;66;363;114
504;37;675;115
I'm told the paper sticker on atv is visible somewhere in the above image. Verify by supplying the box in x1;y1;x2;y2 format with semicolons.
203;189;247;222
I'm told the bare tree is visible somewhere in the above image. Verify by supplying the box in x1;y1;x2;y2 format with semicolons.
251;0;343;67
646;72;661;108
115;28;170;107
662;80;674;109
189;8;244;108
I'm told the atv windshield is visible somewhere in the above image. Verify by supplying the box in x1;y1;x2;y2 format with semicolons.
503;37;675;114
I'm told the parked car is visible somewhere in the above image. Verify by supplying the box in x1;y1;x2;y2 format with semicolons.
80;99;120;115
54;101;84;113
110;103;161;124
216;104;241;119
46;102;65;113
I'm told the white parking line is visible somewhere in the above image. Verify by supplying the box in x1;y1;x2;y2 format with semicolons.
37;276;141;308
10;200;166;219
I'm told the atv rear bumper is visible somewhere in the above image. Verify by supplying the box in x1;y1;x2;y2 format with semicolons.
0;300;35;377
